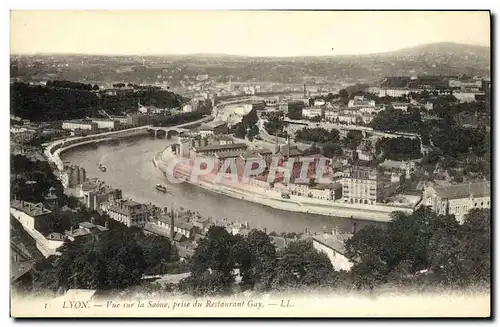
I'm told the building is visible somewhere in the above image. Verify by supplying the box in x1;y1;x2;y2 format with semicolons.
348;96;376;108
61;165;86;188
312;231;356;272
182;104;193;113
453;91;485;103
109;115;129;125
61;120;98;133
11;241;36;290
359;113;375;125
250;101;266;111
337;113;359;125
157;215;195;241
65;219;109;242
391;102;410;112
10;200;53;235
379;88;422;97
193;142;247;157
342;167;385;205
302;107;324;119
286;101;306;119
138;103;171;115
422;181;490;223
379;159;417;179
324;110;339;122
127;114;152;127
101;198;148;228
198;121;229;138
356;148;374;161
80;179;122;211
314;99;326;106
90;118;120;130
264;97;279;107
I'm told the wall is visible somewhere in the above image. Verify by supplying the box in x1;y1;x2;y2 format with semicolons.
312;240;353;272
10;208;63;257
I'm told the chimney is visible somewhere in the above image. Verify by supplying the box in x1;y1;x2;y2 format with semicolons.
264;227;267;234
70;226;74;234
91;217;96;225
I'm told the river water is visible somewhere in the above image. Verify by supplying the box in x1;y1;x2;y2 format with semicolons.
61;137;383;234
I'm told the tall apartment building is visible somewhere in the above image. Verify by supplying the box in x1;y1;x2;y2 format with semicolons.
342;166;384;205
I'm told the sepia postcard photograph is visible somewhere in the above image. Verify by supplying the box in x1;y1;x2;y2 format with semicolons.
8;9;492;318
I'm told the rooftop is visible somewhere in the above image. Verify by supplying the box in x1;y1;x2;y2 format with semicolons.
435;181;490;200
195;142;248;153
11;200;51;217
216;150;246;159
157;215;194;231
199;120;227;130
312;233;353;258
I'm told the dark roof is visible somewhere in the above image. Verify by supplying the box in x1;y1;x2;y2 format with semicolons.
174;233;186;242
11;243;36;282
256;148;274;155
195;142;247;153
10;200;51;217
436;182;490;200
311;183;343;190
216;150;245;159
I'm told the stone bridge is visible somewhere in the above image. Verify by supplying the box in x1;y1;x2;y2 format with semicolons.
146;126;189;139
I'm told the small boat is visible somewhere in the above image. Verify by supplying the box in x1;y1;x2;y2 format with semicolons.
99;164;107;172
155;184;167;193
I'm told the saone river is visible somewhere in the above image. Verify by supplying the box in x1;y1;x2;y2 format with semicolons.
61;137;383;234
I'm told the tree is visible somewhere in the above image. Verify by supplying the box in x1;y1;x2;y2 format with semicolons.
234;123;246;139
138;235;177;275
247;125;259;141
271;240;336;291
55;230;146;291
338;89;349;99
343;130;364;150
180;226;236;295
238;230;277;291
375;137;422;161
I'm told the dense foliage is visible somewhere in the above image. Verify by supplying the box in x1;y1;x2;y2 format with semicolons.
11;82;187;121
263;113;287;138
178;227;339;295
11;83;99;121
342;130;364;150
371;107;422;133
234;109;259;141
31;229;179;292
345;208;490;290
375;137;422;161
46;80;98;91
10;155;64;203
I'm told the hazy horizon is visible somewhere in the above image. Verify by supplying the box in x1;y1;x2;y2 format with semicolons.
10;11;490;57
9;41;491;58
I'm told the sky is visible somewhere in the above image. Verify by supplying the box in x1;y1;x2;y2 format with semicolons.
10;11;491;57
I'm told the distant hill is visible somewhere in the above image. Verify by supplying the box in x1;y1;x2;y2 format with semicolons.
383;42;490;58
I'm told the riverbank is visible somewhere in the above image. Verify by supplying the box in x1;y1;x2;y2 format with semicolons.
153;148;413;222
